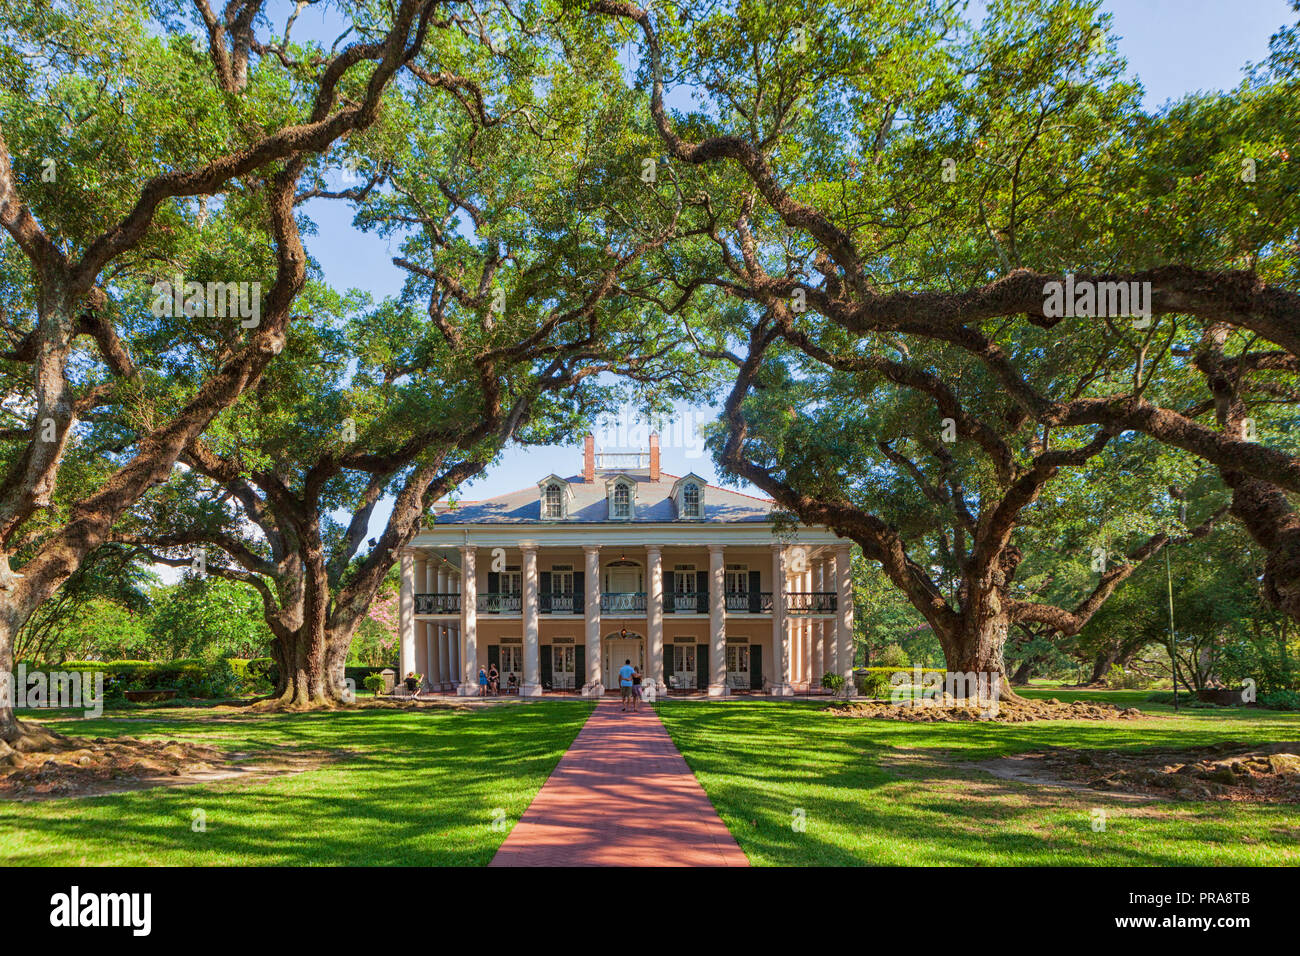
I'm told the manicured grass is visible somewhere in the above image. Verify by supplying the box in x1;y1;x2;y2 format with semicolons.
654;696;1300;866
0;701;593;866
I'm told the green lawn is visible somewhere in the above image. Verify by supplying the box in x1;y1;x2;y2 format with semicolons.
0;701;593;866
655;693;1300;866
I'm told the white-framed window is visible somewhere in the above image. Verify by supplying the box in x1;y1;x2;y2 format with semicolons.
499;567;522;594
682;482;700;517
612;482;631;518
543;482;563;518
725;564;748;593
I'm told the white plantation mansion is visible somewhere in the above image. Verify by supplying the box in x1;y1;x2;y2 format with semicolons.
398;435;856;697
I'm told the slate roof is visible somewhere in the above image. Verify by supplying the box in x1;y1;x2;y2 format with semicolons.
436;471;775;524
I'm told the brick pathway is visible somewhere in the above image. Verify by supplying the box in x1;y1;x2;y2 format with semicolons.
490;698;749;867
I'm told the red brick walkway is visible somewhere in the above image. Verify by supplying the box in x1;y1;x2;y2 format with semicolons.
490;698;749;866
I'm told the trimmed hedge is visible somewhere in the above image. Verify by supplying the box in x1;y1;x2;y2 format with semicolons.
38;658;272;700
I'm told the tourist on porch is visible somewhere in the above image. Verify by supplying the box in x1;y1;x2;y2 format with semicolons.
619;659;635;712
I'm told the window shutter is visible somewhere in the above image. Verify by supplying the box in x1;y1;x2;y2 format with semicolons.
696;644;708;689
539;645;552;690
750;645;763;690
487;571;499;594
573;571;584;613
748;570;761;613
575;645;585;686
696;571;708;613
488;645;500;670
539;572;551;613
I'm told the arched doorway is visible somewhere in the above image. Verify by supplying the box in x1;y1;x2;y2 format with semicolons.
603;629;644;689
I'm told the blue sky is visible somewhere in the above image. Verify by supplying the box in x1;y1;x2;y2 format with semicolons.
300;0;1292;515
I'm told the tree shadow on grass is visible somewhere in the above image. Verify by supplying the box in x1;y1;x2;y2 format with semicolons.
0;702;595;866
654;700;1300;866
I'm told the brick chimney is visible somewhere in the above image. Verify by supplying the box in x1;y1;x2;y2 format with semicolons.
649;431;660;481
583;433;595;482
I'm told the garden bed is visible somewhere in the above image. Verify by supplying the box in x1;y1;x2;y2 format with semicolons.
979;741;1300;803
828;696;1146;723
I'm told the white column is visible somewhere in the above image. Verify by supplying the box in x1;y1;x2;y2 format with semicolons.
399;550;415;678
795;564;806;686
789;562;802;688
521;544;543;696
836;543;855;697
415;557;430;685
458;546;479;695
583;545;603;696
708;544;727;696
770;545;790;695
647;545;665;692
813;559;826;687
435;566;449;684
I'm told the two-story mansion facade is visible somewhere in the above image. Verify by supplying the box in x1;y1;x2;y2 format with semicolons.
398;434;857;697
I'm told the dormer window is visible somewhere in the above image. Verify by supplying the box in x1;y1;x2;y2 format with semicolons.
537;475;572;519
544;483;563;518
605;473;636;520
682;482;700;518
671;473;707;520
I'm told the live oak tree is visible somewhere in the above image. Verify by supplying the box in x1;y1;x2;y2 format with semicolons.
113;10;704;708
592;0;1296;691
0;0;440;745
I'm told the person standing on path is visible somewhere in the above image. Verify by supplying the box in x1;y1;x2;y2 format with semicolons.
618;659;635;712
631;666;643;712
478;665;489;697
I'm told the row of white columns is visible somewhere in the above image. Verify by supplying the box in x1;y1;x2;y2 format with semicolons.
398;542;856;698
398;552;462;689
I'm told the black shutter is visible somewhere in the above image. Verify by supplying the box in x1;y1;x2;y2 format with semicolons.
540;645;552;690
697;644;708;690
574;645;585;689
748;570;761;613
488;645;500;670
573;571;584;613
750;645;763;690
696;571;708;613
487;571;499;594
539;572;551;613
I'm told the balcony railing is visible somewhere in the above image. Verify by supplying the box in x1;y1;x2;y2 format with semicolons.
415;593;460;614
725;591;775;613
786;591;838;613
668;591;709;614
540;593;580;614
414;589;834;615
477;592;522;614
601;592;647;614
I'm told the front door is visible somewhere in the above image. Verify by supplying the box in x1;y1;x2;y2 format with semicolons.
499;645;523;688
551;644;575;690
603;638;643;688
671;643;697;689
726;643;750;690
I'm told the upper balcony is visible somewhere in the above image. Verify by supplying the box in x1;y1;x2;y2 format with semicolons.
413;590;835;616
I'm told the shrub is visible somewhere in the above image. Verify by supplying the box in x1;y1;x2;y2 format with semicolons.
1106;664;1153;690
1258;689;1300;711
872;644;910;670
820;673;844;693
363;673;386;696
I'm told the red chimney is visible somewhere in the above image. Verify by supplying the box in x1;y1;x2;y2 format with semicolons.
583;433;595;482
649;431;660;481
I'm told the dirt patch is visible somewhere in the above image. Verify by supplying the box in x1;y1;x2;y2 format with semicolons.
0;734;344;802
828;696;1147;723
979;741;1300;803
